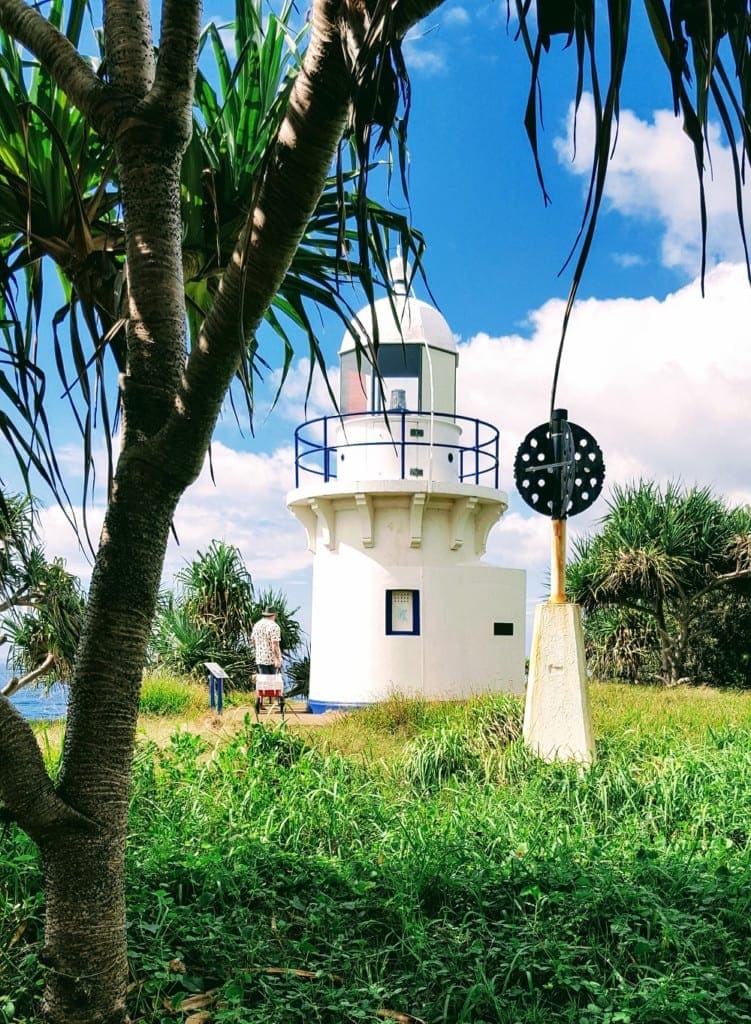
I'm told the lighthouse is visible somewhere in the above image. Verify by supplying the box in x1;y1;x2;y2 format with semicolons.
286;260;526;712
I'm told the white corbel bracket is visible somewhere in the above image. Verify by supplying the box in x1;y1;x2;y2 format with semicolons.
409;492;427;548
474;503;503;555
354;492;374;548
310;497;336;550
290;502;318;553
450;496;478;551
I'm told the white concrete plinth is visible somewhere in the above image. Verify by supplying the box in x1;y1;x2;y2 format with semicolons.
523;602;594;764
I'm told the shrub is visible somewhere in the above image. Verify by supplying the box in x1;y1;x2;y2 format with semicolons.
139;671;207;717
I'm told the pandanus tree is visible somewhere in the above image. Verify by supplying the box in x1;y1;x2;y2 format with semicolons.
567;482;751;684
0;491;84;697
0;0;750;1021
150;539;303;680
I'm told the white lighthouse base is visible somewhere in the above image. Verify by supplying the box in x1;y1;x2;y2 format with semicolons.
307;562;526;711
288;479;526;712
523;602;595;764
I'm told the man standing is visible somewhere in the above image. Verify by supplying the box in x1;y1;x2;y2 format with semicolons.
251;606;282;712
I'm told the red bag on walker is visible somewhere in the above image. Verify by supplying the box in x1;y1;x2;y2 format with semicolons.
256;672;283;699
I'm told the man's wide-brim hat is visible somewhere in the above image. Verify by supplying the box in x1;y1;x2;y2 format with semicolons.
262;607;276;616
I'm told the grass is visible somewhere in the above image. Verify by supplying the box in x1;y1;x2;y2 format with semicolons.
138;670;208;718
591;680;751;740
4;684;751;1023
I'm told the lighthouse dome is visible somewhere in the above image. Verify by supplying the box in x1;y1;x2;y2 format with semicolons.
339;258;457;356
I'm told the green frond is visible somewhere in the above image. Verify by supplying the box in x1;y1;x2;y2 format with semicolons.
520;0;751;411
0;0;437;514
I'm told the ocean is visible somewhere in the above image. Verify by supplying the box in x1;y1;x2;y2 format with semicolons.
0;667;68;721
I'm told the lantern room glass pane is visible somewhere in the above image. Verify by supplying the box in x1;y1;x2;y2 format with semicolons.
340;351;372;413
374;345;421;411
420;347;456;415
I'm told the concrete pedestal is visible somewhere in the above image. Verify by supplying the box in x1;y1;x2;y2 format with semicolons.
523;602;594;764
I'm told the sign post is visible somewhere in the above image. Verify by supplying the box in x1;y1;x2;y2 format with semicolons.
514;410;605;763
203;662;229;715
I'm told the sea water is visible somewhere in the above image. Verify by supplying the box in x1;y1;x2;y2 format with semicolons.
0;667;68;721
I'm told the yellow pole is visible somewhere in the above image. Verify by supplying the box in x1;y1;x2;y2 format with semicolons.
550;518;567;603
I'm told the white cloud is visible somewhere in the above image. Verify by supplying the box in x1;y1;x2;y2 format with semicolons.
458;261;751;604
268;358;340;426
36;441;312;603
201;15;236;58
37;504;101;583
555;95;751;273
612;252;646;269
403;27;447;75
444;6;470;26
164;442;313;590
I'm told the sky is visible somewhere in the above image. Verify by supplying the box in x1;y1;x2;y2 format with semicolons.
4;2;751;647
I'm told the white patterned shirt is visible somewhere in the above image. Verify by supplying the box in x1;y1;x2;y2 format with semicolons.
251;618;281;666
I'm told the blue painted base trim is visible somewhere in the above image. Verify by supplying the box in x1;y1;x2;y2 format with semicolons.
308;699;371;714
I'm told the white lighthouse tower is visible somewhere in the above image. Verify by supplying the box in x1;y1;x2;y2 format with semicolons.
287;261;526;712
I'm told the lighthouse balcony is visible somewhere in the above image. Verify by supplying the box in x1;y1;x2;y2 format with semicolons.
293;410;501;489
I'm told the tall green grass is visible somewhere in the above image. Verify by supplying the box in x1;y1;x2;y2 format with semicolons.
3;688;751;1023
138;670;208;717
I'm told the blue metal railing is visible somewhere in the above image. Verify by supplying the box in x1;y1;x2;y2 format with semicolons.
293;409;501;489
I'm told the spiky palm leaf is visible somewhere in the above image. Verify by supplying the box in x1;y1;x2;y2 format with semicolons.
0;0;427;513
0;0;122;503
3;556;85;691
149;596;217;678
251;585;304;660
519;0;751;412
183;0;426;423
567;479;751;682
151;548;304;682
582;604;660;682
0;488;85;691
176;538;255;643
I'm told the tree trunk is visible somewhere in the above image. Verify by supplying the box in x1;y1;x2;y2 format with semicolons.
40;457;183;1023
0;3;200;1018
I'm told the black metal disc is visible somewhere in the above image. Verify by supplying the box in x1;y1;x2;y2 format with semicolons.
514;418;605;518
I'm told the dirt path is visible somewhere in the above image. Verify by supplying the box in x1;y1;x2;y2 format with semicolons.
135;702;345;747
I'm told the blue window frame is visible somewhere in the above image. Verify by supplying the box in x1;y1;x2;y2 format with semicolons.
386;589;420;635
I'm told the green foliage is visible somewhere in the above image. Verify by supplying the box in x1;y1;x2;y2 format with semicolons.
1;490;84;692
0;0;119;492
138;671;207;718
177;540;255;642
251;586;304;664
400;725;482;791
683;589;751;688
5;690;751;1022
150;542;304;687
400;695;522;791
568;481;751;685
149;597;216;679
582;606;661;683
283;644;310;699
165;540;257;681
0;0;426;505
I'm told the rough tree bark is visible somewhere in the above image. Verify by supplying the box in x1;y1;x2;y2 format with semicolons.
0;0;444;1021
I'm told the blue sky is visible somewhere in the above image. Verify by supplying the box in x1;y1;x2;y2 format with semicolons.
5;2;751;645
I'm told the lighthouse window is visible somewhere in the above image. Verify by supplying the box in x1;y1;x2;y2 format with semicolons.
375;346;421;412
493;622;514;636
386;589;420;635
340;350;373;414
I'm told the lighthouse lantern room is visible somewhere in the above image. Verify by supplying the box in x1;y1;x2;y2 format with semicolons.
287;261;526;712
